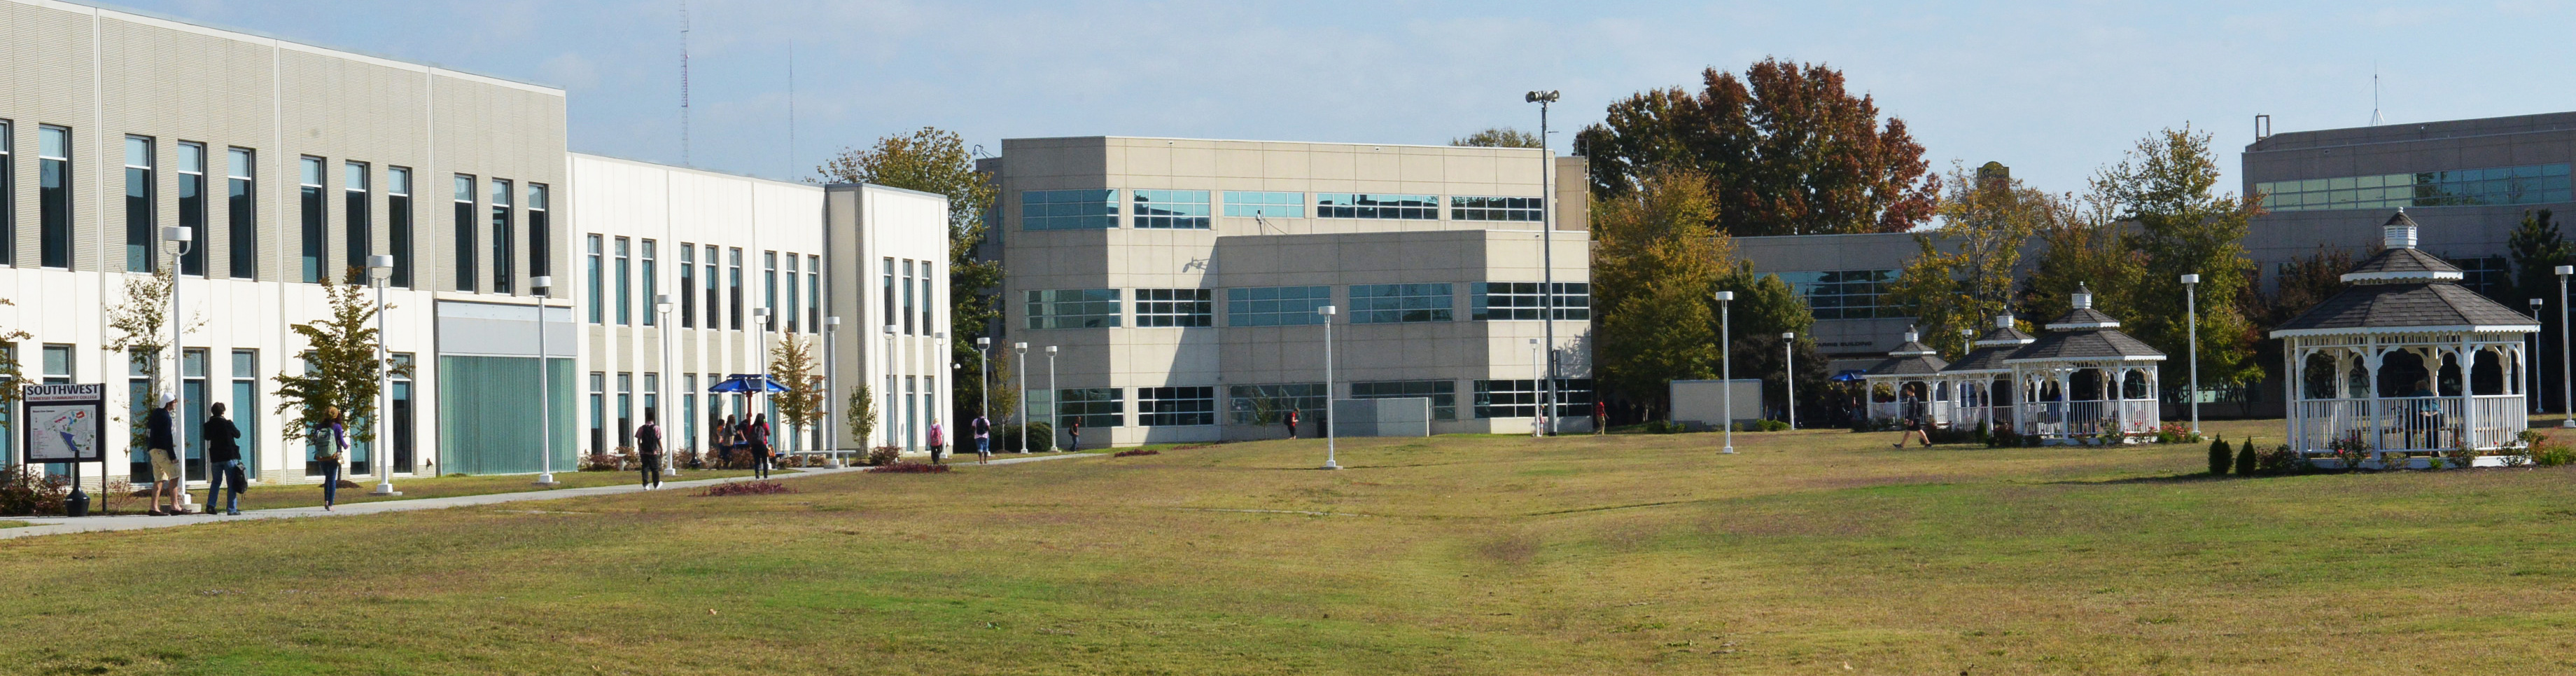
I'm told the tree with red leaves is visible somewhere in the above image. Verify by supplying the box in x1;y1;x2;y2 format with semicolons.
1574;58;1940;237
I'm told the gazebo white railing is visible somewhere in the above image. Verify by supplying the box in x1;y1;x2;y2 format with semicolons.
2003;285;2166;444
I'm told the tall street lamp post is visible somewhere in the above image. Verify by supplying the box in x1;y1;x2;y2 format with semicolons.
1715;291;1735;454
2181;273;2201;436
753;307;771;443
823;316;839;467
368;255;400;497
2534;298;2547;414
1528;338;1542;439
2560;265;2573;427
657;296;676;475
976;336;992;424
162;225;195;510
533;275;558;486
1527;90;1560;438
1320;305;1338;469
884;324;898;451
1045;346;1058;450
1783;332;1798;430
1013;343;1029;452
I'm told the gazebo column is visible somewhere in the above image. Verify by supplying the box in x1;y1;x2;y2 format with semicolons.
2460;336;2477;452
2054;370;2072;440
2108;367;2124;438
2365;342;2385;453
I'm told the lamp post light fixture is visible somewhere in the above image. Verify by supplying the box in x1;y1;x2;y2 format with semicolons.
1527;89;1561;439
1320;305;1339;469
1012;342;1029;453
2560;264;2573;428
976;336;992;425
368;255;401;497
2181;273;2201;436
1783;331;1798;431
161;225;197;510
657;295;676;475
2534;298;2548;414
1715;291;1735;454
533;275;558;486
1045;345;1058;451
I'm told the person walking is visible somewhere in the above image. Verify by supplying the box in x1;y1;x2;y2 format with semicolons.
715;414;737;468
144;392;181;516
202;402;246;516
972;415;992;464
748;413;774;479
1067;418;1082;453
1284;409;1300;440
927;421;946;464
636;407;664;490
1894;415;1931;449
1593;399;1608;435
315;406;349;511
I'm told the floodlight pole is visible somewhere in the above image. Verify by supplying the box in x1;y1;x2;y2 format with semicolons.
822;316;840;467
1529;338;1542;439
883;324;898;453
2561;265;2573;428
1320;305;1339;469
1046;345;1058;450
369;255;400;496
2533;298;2547;414
1783;332;1798;430
662;296;679;474
164;225;196;510
976;336;992;423
1013;342;1028;452
1716;291;1735;454
2182;273;2201;436
534;275;557;486
1527;89;1560;438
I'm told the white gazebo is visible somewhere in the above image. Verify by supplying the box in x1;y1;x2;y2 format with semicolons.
1863;329;1951;425
2274;210;2538;467
2005;285;2166;443
1942;314;2033;433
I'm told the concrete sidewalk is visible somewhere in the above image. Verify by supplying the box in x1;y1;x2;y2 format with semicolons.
0;452;1093;540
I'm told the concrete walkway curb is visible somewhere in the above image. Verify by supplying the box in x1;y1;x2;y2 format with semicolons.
0;452;1095;541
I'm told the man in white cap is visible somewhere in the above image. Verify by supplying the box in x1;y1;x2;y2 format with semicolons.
144;392;183;515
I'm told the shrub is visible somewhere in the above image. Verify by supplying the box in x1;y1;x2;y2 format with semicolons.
1112;448;1161;457
697;481;795;496
2208;438;2233;475
2537;443;2576;467
867;446;904;466
2234;441;2257;476
0;466;69;517
1749;419;1790;432
871;462;951;474
2325;434;2372;471
997;422;1056;453
580;452;628;472
2255;444;2305;475
2439;445;2479;470
2155;422;2203;445
1987;427;2024;448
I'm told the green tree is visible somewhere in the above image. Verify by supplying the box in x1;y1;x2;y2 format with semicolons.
2021;187;2144;325
271;272;404;449
817;127;1006;420
2094;126;2263;389
1715;270;1821;421
103;266;176;450
1450;127;1544;149
768;335;825;449
1590;170;1725;414
2244;245;2358;413
0;300;29;423
2510;209;2569;305
1573;57;1940;237
1887;163;2058;357
846;383;876;447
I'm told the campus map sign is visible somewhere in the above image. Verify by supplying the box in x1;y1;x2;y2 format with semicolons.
22;383;106;463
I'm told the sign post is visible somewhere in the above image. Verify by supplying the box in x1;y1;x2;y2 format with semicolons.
23;383;106;516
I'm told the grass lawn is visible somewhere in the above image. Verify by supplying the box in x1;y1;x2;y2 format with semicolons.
6;418;2576;674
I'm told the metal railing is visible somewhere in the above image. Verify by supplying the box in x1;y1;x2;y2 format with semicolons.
2290;395;2526;452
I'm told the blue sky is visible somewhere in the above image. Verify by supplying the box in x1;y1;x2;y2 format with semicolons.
120;0;2576;196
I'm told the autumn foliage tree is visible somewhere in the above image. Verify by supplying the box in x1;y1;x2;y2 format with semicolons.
1592;170;1726;414
1889;163;2060;357
768;335;825;448
817;127;1005;420
1450;127;1544;149
1574;57;1940;237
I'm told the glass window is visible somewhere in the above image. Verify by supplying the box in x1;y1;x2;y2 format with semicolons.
1449;195;1544;222
0;121;11;267
679;243;696;328
38;126;70;270
763;251;778;331
299;156;324;282
1227;384;1324;425
1471;282;1588;321
42;344;74;384
587;235;605;324
898;258;911;335
785;254;802;333
174;142;207;276
1222;191;1304;219
1131;190;1210;229
816;254;829;335
1352;380;1457;420
1021;188;1118;230
728;247;743;330
1138;386;1215;426
1135;289;1213;327
615;237;633;325
1775;270;1897;320
882;257;896;331
704;245;721;331
643;240;659;326
384;167;411;287
527;184;550;287
1474;379;1594;418
2258;163;2573;212
453;174;476;291
1056;388;1125;429
344;161;370;282
126;136;156;273
491;179;514;294
231;350;259;473
1350;283;1452;323
1026;289;1122;329
1315;193;1438;220
1226;286;1331;326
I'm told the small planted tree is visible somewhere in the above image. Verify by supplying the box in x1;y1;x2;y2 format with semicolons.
103;268;175;450
846;383;876;449
272;271;404;462
2208;438;2233;476
768;335;825;452
2234;439;2257;476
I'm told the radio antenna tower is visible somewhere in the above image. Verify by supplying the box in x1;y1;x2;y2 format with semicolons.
788;39;797;179
680;0;692;165
2370;61;2384;126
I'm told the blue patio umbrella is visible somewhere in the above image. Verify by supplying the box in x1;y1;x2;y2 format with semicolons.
1830;370;1867;382
708;373;792;393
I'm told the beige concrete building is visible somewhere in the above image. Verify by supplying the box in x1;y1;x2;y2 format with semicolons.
985;137;1591;446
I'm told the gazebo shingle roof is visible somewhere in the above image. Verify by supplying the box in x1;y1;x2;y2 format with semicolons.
2007;330;2166;360
1945;345;2019;372
1865;344;1949;375
2273;282;2538;331
2344;247;2463;277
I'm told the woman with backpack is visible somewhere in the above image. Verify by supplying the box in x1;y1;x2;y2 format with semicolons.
315;406;349;511
748;413;774;479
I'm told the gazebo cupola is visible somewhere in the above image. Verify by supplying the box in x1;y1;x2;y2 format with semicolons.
1863;329;1952;424
2004;284;2168;443
2272;209;2540;467
1942;313;2036;431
